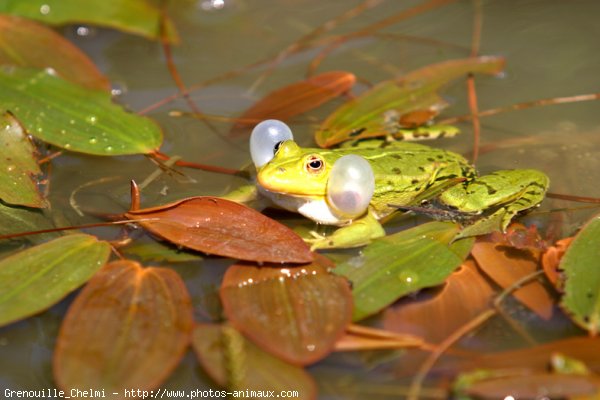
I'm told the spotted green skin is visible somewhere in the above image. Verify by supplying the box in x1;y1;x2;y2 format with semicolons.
256;140;549;250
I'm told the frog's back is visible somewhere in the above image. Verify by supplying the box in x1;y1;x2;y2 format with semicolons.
342;142;475;218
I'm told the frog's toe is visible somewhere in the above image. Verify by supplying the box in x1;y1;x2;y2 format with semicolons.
306;237;334;251
308;230;327;240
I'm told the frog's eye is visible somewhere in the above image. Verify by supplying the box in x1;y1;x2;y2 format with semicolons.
327;155;375;218
250;119;294;168
305;155;324;173
273;140;284;154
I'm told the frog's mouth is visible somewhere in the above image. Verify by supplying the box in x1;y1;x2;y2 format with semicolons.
257;173;326;198
257;183;324;200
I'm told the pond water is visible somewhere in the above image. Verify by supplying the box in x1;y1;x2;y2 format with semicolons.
2;0;600;398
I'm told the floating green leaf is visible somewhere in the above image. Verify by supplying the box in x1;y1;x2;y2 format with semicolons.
192;324;317;399
315;56;505;147
0;15;110;91
0;233;110;327
0;0;178;42
335;222;473;321
121;240;203;263
0;202;57;243
0;113;46;207
560;214;600;335
0;67;163;155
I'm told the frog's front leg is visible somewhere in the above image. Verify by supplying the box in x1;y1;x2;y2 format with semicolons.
438;169;549;238
221;184;259;203
307;211;385;250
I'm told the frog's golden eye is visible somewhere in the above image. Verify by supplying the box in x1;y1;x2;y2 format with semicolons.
305;155;324;173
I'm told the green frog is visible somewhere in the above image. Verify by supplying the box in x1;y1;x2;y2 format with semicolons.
237;120;549;250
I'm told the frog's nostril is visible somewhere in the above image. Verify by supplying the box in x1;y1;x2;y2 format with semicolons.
278;167;286;173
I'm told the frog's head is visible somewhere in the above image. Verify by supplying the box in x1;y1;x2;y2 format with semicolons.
257;140;331;198
250;120;376;220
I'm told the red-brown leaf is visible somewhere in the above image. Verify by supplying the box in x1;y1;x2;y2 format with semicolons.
126;196;313;264
398;109;438;128
474;336;600;373
230;71;355;136
220;257;352;365
335;324;423;352
471;241;554;320
383;259;495;343
542;237;573;289
53;260;193;393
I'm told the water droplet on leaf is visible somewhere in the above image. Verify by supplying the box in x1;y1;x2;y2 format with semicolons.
398;270;419;285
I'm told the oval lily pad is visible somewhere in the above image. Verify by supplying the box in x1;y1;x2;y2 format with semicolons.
53;260;193;393
559;214;600;335
335;221;473;321
383;259;494;344
0;0;178;42
0;15;110;91
126;196;313;264
0;233;110;327
315;56;505;147
192;324;317;399
471;241;554;320
219;257;352;365
0;113;46;208
0;67;163;155
230;71;355;136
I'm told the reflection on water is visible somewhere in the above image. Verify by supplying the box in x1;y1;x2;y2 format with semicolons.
2;0;600;398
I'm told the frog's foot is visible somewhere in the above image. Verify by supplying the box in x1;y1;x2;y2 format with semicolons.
438;169;549;239
221;184;259;203
392;125;460;141
306;213;386;251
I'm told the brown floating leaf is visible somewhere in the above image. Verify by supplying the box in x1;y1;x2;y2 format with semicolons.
53;260;193;393
220;257;352;365
398;109;438;128
475;336;600;373
463;372;600;399
335;324;423;352
0;15;110;91
230;71;355;136
126;196;313;264
383;259;495;343
542;237;573;289
471;240;554;320
192;324;317;400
